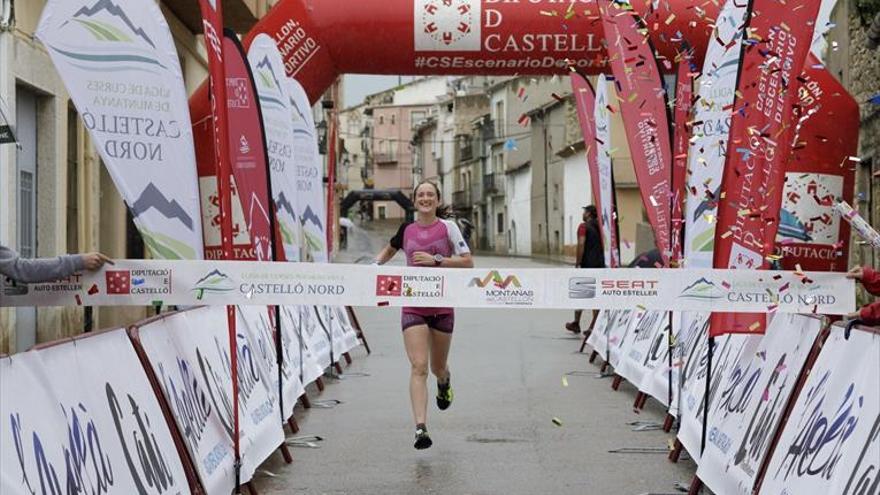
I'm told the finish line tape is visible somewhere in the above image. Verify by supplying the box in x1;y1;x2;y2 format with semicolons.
0;260;855;314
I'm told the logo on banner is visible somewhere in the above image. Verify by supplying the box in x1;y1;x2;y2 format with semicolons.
48;1;163;72
569;277;597;299
377;274;445;298
778;173;842;245
679;277;724;300
469;270;534;306
106;269;172;295
227;77;251;108
414;0;481;51
192;269;235;298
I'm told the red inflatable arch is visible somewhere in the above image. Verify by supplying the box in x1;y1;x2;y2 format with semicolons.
192;0;719;107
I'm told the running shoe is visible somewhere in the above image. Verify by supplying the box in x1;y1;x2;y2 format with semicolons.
565;321;581;334
436;373;453;410
414;424;432;450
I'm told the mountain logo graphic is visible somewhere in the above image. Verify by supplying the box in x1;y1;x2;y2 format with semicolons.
46;0;166;73
300;205;324;230
192;269;235;299
679;277;724;300
131;183;195;231
469;271;521;289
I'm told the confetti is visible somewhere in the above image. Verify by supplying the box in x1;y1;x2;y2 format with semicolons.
552;417;563;427
562;376;569;387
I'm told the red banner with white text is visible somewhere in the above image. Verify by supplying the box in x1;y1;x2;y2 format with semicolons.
600;0;672;265
711;0;823;336
775;55;857;272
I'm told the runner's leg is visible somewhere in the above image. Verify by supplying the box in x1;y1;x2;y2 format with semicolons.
429;327;452;382
403;324;431;425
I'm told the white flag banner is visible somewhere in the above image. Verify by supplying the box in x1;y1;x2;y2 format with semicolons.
286;78;327;262
607;308;638;369
248;34;302;263
0;330;192;495
36;0;202;260
760;325;880;495
667;312;709;417
333;306;362;353
682;0;748;268
697;314;823;495
595;76;619;267
303;306;332;370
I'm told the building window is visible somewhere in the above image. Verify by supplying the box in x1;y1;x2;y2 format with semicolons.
497;212;504;234
495;100;505;137
378;205;387;219
553;184;559;211
379;115;384;125
391;114;396;125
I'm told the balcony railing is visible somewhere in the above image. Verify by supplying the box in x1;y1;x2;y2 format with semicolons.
483;173;505;196
373;152;397;165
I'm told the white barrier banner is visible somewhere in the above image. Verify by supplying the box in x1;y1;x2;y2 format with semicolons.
0;262;855;315
279;306;325;386
697;314;823;494
761;325;880;495
0;330;191;495
638;312;675;406
607;308;639;369
615;310;668;393
137;307;284;490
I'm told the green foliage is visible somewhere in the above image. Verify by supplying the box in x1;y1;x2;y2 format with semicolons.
857;0;880;23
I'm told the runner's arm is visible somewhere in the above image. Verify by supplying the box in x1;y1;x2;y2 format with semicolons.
374;244;398;265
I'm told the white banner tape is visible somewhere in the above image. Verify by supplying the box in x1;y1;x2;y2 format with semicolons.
0;261;855;314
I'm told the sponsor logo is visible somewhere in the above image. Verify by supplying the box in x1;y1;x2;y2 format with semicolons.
569;277;597;299
469;270;533;306
679;277;725;300
376;274;445;298
192;269;235;298
469;270;520;289
778;172;842;246
414;0;481;51
106;269;171;296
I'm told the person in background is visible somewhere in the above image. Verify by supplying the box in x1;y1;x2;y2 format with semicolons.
0;244;112;283
566;205;604;334
846;265;880;326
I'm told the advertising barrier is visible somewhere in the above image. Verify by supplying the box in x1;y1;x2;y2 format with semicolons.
696;314;823;494
134;307;284;490
0;261;856;316
0;329;194;495
758;324;880;495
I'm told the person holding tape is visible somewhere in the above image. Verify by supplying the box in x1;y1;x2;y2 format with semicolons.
374;180;474;450
0;244;112;283
846;265;880;325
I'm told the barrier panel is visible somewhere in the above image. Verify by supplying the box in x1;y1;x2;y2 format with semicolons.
695;314;824;494
757;323;880;494
614;310;668;391
0;329;195;495
279;305;326;387
677;332;760;463
133;307;284;492
638;313;675;407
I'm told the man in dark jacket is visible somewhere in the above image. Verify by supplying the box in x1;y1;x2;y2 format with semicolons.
0;244;111;283
566;205;604;334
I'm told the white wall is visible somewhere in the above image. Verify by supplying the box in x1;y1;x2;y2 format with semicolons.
394;77;450;106
506;167;532;256
562;151;591;245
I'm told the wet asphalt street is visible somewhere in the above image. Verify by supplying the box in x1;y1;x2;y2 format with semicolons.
251;220;697;494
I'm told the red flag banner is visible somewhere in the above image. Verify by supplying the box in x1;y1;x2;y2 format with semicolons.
671;61;694;265
570;74;602;247
775;54;858;272
194;32;275;262
600;0;672;264
710;0;823;336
